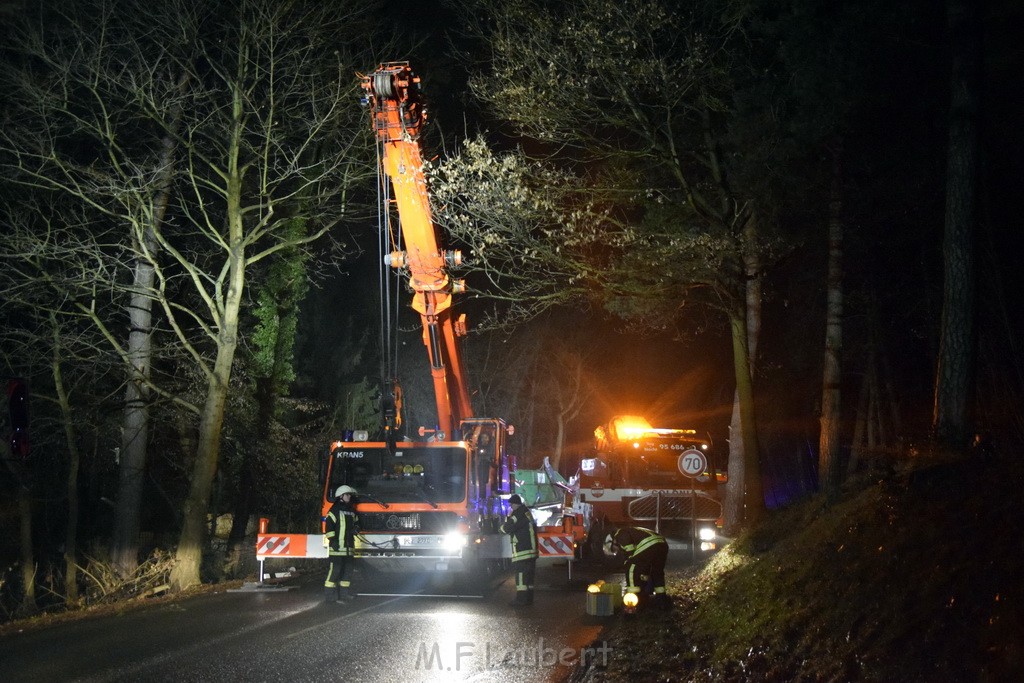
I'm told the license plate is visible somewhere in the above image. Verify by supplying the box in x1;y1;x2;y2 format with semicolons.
397;535;440;546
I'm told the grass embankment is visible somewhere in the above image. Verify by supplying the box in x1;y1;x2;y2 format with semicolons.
582;454;1024;681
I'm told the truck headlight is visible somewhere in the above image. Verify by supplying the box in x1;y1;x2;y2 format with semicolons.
442;531;467;550
698;527;716;541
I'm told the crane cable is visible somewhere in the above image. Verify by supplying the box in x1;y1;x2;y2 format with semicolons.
375;135;403;401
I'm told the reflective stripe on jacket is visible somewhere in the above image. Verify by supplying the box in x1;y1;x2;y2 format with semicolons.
325;500;359;556
500;505;538;561
612;527;665;559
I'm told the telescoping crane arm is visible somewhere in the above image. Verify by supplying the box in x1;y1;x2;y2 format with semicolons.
361;62;473;437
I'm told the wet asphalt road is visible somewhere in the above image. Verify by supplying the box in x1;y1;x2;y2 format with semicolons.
0;557;631;683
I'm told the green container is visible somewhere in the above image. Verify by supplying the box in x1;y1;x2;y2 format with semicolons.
585;582;621;616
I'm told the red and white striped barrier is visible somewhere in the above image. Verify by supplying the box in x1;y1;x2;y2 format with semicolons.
255;533;328;560
537;533;575;558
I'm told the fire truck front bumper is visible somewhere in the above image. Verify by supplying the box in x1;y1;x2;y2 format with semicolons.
353;532;497;572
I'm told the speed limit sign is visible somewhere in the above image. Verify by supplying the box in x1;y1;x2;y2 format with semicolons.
677;449;707;478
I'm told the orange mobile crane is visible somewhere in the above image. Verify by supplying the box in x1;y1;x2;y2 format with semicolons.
254;63;575;583
316;63;517;579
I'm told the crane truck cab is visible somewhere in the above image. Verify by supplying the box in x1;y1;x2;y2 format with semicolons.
320;418;514;577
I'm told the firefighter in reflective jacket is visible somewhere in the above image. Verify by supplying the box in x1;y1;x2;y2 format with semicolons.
607;526;671;609
324;485;359;603
500;494;538;606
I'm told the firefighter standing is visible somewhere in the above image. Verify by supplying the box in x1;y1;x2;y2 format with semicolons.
500;494;538;606
324;485;359;603
606;526;671;610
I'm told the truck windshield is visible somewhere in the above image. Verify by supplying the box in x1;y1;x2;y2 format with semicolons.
328;445;468;504
632;451;693;488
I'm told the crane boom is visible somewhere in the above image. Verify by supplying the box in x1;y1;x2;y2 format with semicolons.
361;62;473;437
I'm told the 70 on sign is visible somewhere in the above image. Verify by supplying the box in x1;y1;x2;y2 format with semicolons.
677;449;707;478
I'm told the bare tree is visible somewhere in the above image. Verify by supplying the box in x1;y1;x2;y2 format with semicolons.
0;197;129;608
1;0;376;589
1;0;208;577
540;348;591;472
0;239;121;610
146;0;373;590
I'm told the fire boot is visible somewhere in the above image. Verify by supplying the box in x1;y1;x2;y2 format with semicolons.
510;591;530;607
336;586;354;603
652;593;673;611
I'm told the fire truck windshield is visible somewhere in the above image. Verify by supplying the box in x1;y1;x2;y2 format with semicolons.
328;445;467;504
631;450;694;488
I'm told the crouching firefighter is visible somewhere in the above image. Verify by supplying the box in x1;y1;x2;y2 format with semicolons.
606;526;671;610
500;494;538;606
324;485;359;603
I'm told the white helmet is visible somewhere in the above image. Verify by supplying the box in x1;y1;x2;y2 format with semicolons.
335;485;358;498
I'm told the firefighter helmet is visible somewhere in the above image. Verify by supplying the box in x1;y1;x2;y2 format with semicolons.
335;485;358;498
508;494;523;506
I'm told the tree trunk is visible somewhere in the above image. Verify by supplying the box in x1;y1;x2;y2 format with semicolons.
932;0;980;448
51;315;82;603
17;484;36;615
724;397;749;532
868;362;881;453
724;398;745;530
224;450;256;578
819;152;844;500
879;344;903;442
169;358;235;590
169;93;247;590
724;217;763;531
169;267;243;590
729;310;763;527
849;367;870;476
552;416;566;472
111;118;181;576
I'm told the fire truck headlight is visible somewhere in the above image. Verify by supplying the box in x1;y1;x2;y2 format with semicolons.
698;527;716;541
442;531;467;550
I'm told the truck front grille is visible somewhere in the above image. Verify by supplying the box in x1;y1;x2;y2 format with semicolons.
358;511;458;532
626;493;722;522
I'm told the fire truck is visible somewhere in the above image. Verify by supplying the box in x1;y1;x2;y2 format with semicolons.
576;415;726;554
